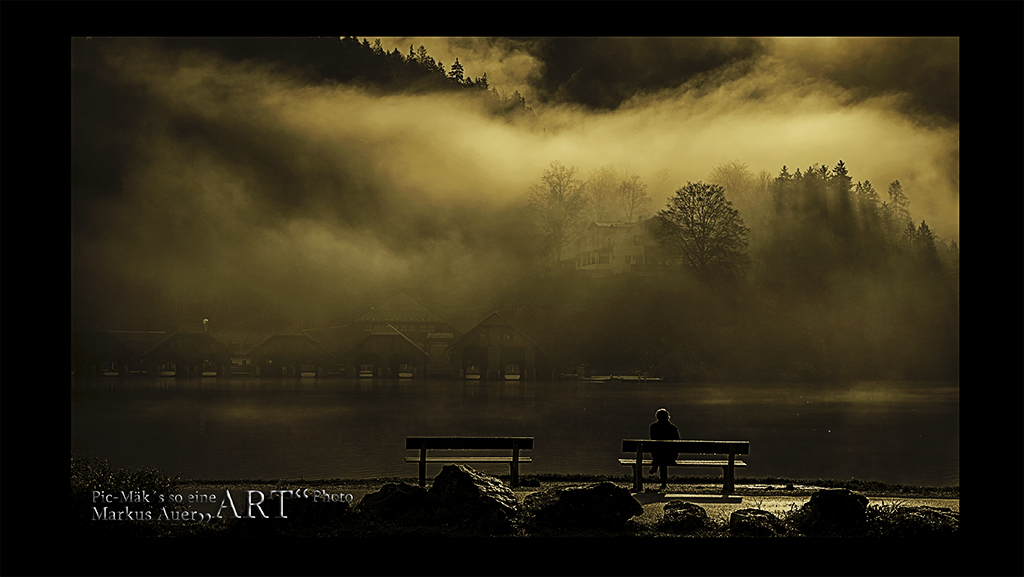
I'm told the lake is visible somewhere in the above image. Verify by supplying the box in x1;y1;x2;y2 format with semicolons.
70;378;959;487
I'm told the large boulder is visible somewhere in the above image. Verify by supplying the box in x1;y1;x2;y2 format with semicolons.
660;501;711;533
521;482;643;530
357;466;519;534
729;508;788;537
428;464;518;534
791;488;869;536
357;482;440;526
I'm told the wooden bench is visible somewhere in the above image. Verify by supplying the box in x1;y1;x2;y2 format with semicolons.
620;439;749;495
405;436;534;488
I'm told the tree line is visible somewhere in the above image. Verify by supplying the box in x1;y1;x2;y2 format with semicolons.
518;158;958;382
527;158;958;288
135;36;534;117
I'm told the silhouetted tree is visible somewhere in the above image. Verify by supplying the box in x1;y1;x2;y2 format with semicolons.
449;58;465;83
882;180;911;238
528;161;589;265
618;174;650;222
831;160;852;196
854;180;880;216
655;182;750;280
583;166;619;223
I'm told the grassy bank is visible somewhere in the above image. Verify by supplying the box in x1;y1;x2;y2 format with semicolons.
173;472;959;499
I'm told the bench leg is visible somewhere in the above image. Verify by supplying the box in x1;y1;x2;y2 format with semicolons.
511;444;520;488
634;445;644;492
723;451;737;495
419;448;427;488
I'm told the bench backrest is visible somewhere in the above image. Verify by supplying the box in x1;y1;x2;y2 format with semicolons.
406;436;534;450
622;439;749;455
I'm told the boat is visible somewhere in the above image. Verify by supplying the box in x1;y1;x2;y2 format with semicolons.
611;375;663;382
398;363;414;379
358;364;375;378
503;364;521;381
464;365;481;380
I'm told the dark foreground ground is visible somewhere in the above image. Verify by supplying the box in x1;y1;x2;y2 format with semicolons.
74;470;959;537
65;458;987;576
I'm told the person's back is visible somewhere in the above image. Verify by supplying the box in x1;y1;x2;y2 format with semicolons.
648;408;679;490
650;418;679;442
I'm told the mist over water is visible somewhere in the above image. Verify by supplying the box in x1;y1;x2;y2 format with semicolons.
71;38;958;486
71;379;958;487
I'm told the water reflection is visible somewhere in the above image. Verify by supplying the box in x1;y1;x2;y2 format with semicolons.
71;378;958;486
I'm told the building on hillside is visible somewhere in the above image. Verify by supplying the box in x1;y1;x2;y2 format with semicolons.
568;218;667;277
446;312;555;381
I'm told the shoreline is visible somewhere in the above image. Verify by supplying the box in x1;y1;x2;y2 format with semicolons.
173;473;959;500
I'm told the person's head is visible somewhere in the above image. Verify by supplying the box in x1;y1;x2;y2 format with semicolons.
655;408;670;422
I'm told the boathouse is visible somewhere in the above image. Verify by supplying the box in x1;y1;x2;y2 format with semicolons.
71;330;166;377
352;293;459;376
246;330;334;377
446;312;555;381
139;323;235;377
338;323;431;378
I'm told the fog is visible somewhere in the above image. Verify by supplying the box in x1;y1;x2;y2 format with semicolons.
72;37;958;346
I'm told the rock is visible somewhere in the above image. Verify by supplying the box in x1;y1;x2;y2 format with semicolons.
522;482;643;530
792;488;869;536
357;482;440;526
428;464;518;534
660;501;711;533
729;508;788;537
867;504;959;537
356;466;519;534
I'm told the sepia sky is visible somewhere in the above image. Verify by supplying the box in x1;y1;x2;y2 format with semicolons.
71;37;958;329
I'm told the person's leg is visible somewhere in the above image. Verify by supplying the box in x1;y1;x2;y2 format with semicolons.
659;465;668;490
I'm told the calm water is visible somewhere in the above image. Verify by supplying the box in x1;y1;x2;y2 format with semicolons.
70;378;959;487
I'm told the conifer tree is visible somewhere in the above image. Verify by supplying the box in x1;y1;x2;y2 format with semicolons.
449;58;464;83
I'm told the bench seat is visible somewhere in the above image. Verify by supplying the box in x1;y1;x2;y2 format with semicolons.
406;436;533;487
405;456;534;464
618;458;747;468
621;439;750;495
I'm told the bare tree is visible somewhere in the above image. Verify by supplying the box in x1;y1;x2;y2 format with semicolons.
656;181;751;279
528;161;589;264
583;166;619;223
618;174;650;222
708;160;755;208
648;167;674;199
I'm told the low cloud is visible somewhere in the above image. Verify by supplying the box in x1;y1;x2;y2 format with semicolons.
72;37;958;329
